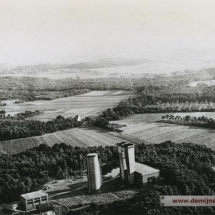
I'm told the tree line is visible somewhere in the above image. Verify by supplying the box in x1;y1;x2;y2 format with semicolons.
0;115;83;141
161;114;215;129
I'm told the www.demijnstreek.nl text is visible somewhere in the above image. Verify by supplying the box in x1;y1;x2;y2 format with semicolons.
160;196;215;206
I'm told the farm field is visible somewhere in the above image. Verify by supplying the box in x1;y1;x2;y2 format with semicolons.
112;113;215;150
0;127;129;155
2;90;134;121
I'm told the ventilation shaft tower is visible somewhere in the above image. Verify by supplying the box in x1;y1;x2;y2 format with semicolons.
117;142;135;184
87;153;102;192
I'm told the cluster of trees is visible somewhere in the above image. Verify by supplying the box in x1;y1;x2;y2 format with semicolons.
16;110;42;119
0;110;42;120
0;115;82;141
161;114;215;129
0;143;118;203
94;107;135;128
143;101;215;113
69;141;215;215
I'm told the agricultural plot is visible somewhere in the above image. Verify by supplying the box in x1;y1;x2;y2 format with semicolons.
0;127;128;154
112;114;215;150
2;90;134;121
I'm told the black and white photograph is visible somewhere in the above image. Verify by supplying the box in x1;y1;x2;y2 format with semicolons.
1;0;215;214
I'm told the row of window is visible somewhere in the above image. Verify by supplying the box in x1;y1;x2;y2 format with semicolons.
26;196;48;204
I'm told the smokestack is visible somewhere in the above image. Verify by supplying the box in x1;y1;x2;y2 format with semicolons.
117;142;127;181
124;144;135;184
87;153;101;192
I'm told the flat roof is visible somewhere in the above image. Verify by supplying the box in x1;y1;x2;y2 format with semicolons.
21;190;48;200
117;142;126;146
135;162;159;175
87;153;98;157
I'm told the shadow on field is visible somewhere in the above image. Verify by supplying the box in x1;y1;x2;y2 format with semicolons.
81;126;111;134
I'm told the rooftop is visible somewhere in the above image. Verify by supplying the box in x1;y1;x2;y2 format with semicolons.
135;162;159;175
117;142;126;146
87;153;98;157
21;190;48;200
123;143;134;148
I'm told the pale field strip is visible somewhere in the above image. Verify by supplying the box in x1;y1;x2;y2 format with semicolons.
131;124;182;140
112;90;124;95
0;127;125;154
77;91;111;96
113;113;215;149
126;123;162;135
2;91;132;120
143;127;203;143
58;190;138;208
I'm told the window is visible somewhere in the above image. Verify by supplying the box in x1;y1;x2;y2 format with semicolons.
27;200;33;204
41;196;47;201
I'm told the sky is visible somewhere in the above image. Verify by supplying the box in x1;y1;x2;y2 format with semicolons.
1;0;215;65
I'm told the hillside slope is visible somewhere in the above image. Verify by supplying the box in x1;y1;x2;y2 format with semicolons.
0;127;124;154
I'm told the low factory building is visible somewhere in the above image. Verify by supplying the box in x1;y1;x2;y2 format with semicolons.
20;190;48;212
134;162;160;187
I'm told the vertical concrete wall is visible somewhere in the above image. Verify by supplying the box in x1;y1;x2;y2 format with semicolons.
124;144;135;184
87;153;101;192
117;142;127;181
142;172;160;183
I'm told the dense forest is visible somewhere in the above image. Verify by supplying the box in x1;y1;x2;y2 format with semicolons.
0;143;117;203
0;115;83;141
68;141;215;215
1;141;215;214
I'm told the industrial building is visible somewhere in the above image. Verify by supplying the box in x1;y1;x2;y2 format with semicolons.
117;142;159;187
20;190;48;212
87;153;102;192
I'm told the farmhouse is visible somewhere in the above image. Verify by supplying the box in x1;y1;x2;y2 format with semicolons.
20;190;48;211
117;142;159;187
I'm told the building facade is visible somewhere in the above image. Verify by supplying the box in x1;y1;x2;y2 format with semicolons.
20;191;48;212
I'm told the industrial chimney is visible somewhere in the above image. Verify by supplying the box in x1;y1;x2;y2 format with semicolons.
87;153;101;192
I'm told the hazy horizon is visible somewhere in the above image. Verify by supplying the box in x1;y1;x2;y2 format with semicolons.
1;0;215;73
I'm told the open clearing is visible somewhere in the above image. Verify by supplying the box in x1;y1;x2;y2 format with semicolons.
0;127;129;154
2;90;134;121
112;113;215;150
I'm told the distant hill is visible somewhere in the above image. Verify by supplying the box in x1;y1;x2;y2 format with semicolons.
14;58;150;70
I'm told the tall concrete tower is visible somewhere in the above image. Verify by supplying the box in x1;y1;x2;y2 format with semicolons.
124;143;135;184
87;153;101;192
117;142;127;181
